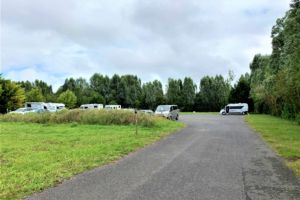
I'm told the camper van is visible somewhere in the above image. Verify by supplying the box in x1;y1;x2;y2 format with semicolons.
155;105;179;120
105;105;121;110
220;103;248;115
80;104;104;110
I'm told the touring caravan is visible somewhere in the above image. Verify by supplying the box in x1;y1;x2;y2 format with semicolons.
46;103;65;112
80;104;104;110
105;105;121;110
25;102;65;112
220;103;248;115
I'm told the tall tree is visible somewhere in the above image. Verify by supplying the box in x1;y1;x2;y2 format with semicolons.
141;80;165;110
181;77;196;111
26;88;45;102
166;78;182;106
195;75;231;112
0;77;25;113
57;90;77;108
229;73;253;112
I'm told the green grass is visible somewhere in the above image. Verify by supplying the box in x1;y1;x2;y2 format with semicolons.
0;120;184;200
245;114;300;178
180;112;218;115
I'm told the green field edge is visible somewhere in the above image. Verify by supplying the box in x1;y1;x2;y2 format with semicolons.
244;115;300;178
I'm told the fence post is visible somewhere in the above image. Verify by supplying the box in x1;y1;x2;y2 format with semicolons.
135;109;138;135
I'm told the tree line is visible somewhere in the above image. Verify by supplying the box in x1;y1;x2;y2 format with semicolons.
249;0;300;119
1;72;245;113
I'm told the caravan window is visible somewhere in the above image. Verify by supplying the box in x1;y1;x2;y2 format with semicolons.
27;103;31;108
94;105;97;108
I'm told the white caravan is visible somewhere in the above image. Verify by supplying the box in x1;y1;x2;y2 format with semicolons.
220;103;248;115
46;103;65;112
80;104;104;110
25;102;65;112
105;105;121;110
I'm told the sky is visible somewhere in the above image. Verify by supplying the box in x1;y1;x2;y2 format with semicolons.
0;0;291;91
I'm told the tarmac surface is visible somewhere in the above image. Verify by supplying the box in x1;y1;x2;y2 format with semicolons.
27;115;300;200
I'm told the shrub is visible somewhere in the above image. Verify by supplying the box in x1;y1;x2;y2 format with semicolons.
0;109;160;127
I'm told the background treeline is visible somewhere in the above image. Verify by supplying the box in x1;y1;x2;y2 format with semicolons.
1;73;247;113
249;0;300;119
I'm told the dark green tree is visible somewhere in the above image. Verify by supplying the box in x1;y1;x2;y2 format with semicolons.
0;77;25;113
26;88;45;102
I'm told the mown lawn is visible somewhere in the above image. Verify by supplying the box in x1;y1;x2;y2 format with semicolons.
0;120;184;200
245;114;300;178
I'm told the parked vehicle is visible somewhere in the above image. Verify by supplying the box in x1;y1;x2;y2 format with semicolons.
105;105;121;110
46;103;65;112
80;104;104;110
25;102;65;112
155;105;179;120
139;110;154;115
220;103;249;115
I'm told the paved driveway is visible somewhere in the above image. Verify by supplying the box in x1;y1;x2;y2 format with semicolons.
28;115;300;200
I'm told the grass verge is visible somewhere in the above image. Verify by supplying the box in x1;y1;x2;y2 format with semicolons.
245;114;300;178
0;120;184;200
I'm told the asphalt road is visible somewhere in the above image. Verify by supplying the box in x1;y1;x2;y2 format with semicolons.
27;115;300;200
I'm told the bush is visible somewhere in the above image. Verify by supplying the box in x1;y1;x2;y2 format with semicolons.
0;109;160;127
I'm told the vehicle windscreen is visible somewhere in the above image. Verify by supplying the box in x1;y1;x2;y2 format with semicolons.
156;105;171;112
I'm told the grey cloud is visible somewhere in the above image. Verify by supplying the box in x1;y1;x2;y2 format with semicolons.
1;0;291;91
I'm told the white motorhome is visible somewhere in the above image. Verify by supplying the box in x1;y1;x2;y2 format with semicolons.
220;103;248;115
105;105;121;110
80;104;104;110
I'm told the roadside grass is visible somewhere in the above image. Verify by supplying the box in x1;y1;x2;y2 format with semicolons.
0;120;184;200
180;112;218;115
245;114;300;178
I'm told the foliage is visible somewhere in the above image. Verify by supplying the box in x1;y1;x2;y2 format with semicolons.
0;77;25;113
141;80;165;110
249;2;300;119
57;90;77;108
195;75;231;111
0;120;184;199
166;78;183;106
25;87;45;102
229;73;254;111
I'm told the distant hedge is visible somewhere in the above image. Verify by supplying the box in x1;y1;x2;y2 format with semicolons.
0;109;160;127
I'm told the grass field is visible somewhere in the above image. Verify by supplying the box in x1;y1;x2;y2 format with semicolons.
0;120;184;200
180;112;218;115
245;114;300;178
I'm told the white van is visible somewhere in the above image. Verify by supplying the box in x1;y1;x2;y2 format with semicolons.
80;104;104;110
220;103;248;115
105;105;121;110
155;105;179;120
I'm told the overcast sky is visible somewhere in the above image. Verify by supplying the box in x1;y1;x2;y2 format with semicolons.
1;0;291;91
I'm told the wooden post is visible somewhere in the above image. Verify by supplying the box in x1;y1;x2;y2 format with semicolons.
135;109;138;135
